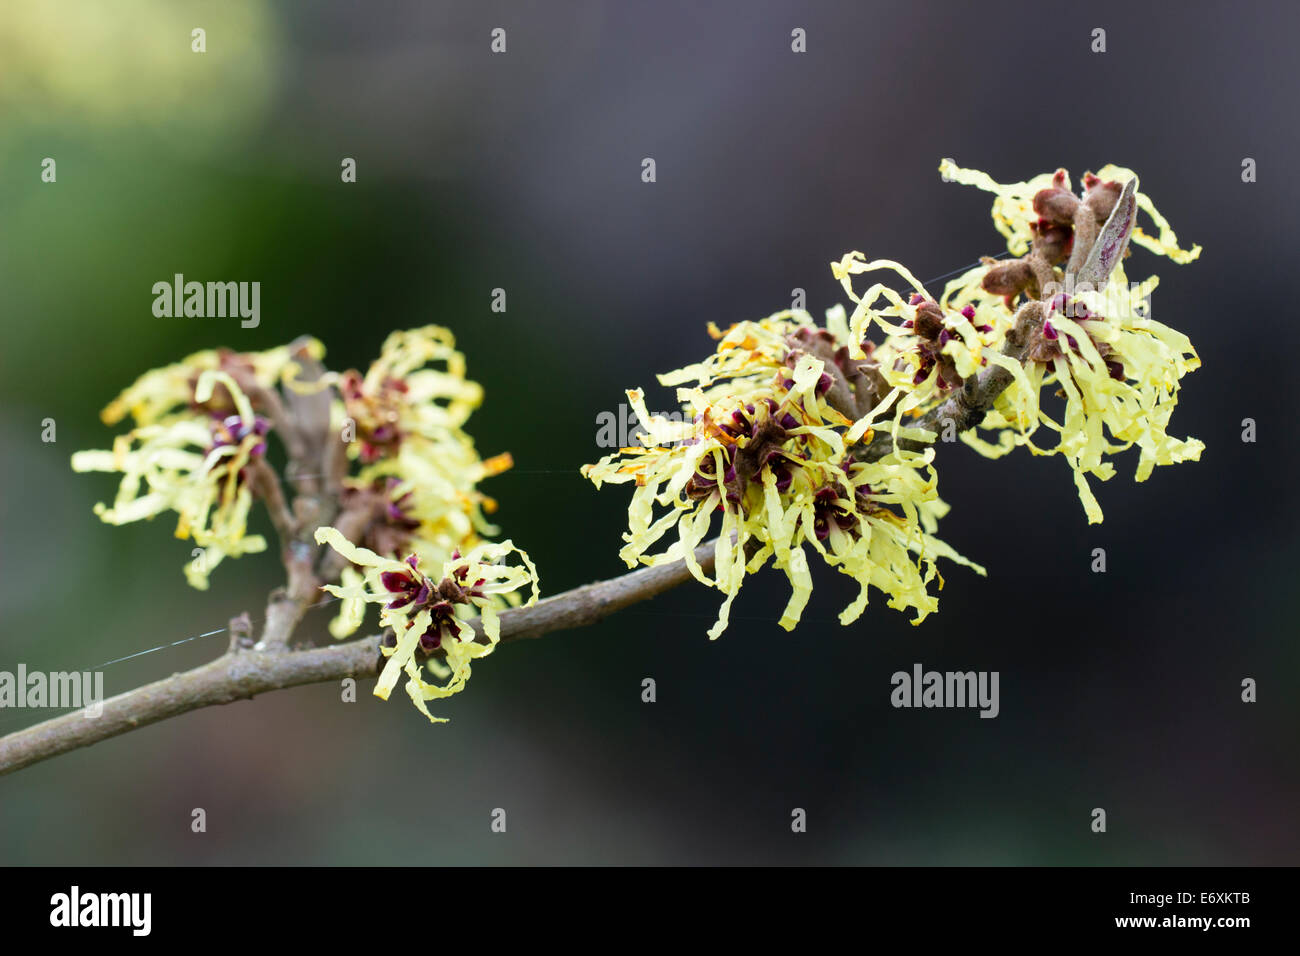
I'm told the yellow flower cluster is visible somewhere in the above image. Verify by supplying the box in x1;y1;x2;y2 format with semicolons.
936;160;1204;522
73;326;537;721
314;527;538;723
71;343;320;588
326;326;518;635
313;326;538;719
585;159;1204;634
582;311;982;639
829;254;1022;439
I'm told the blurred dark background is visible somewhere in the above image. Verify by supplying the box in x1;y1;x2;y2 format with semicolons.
2;0;1296;864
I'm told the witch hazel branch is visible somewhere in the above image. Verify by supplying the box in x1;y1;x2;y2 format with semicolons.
0;159;1202;774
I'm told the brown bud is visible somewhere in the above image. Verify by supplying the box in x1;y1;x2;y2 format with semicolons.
1032;186;1080;226
1083;178;1123;222
981;259;1035;298
936;355;963;390
1026;336;1059;364
437;577;469;604
912;301;945;340
1031;221;1074;265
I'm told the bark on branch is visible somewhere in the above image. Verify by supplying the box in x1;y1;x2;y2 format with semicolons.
0;544;717;777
